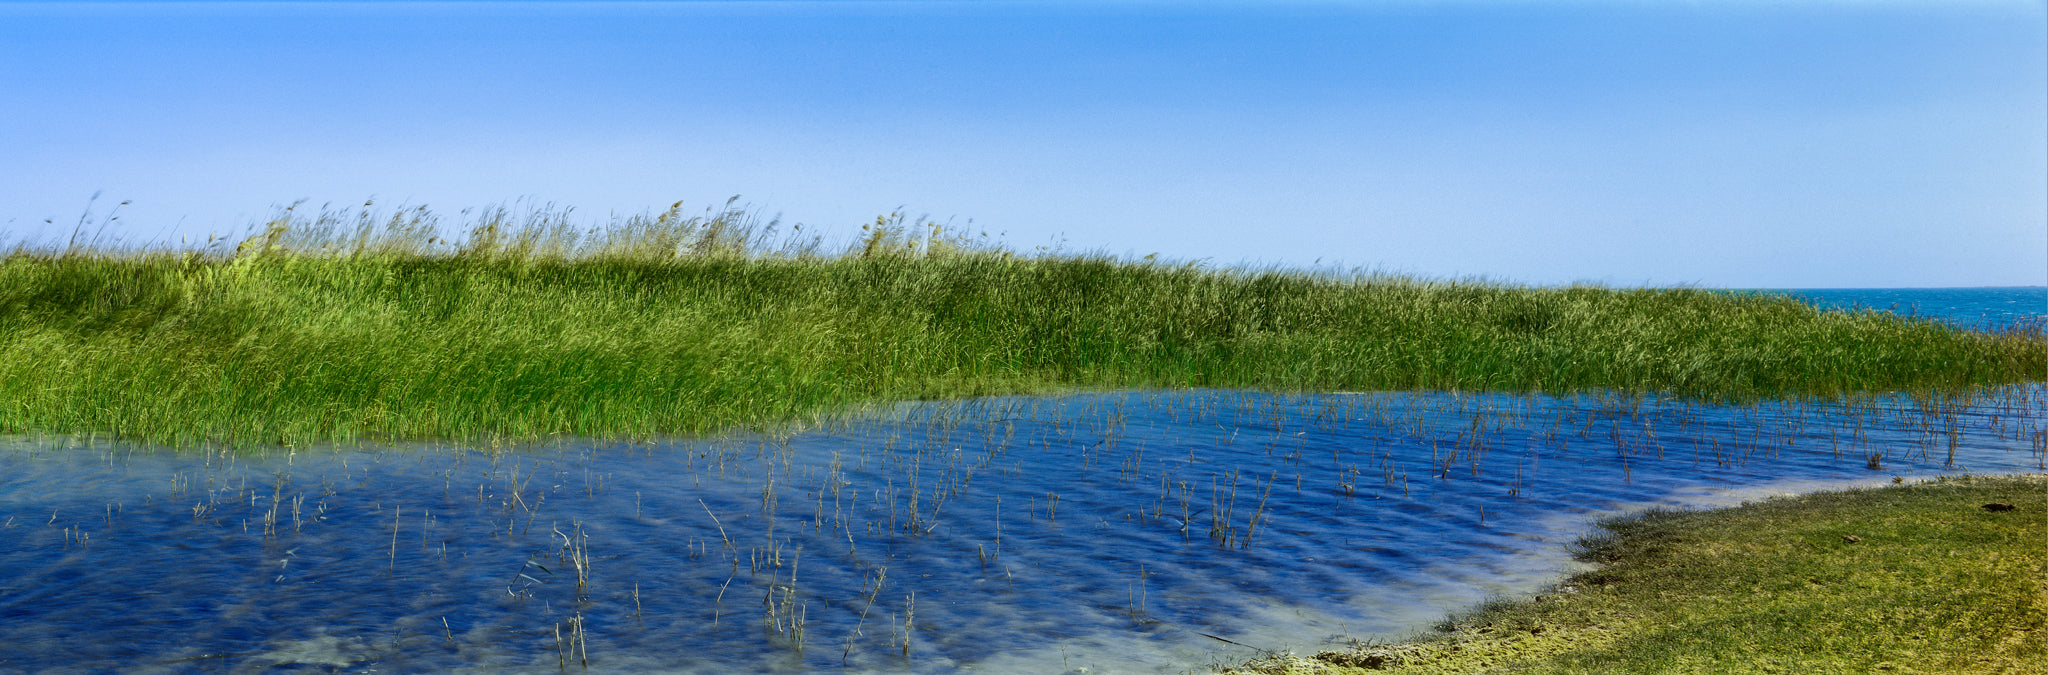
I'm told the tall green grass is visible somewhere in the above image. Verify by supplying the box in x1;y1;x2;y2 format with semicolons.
2;201;2040;446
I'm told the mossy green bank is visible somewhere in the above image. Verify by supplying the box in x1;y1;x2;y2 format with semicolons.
1231;474;2046;675
2;203;2041;446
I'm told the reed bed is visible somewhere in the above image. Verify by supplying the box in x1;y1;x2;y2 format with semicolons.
1;200;2039;447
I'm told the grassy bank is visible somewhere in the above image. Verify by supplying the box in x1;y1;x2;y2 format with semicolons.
2;202;2041;446
1231;474;2047;675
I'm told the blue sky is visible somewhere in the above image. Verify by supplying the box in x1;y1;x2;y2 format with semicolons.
2;0;2042;287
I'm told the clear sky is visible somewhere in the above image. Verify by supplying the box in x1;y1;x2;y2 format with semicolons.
2;0;2042;288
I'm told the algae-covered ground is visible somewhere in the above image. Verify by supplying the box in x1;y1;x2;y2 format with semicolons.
1229;474;2047;675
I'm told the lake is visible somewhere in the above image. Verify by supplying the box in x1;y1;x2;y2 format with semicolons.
1;287;2041;673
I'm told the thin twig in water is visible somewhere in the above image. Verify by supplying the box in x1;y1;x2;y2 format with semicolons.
699;499;734;550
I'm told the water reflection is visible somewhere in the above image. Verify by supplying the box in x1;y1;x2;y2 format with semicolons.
2;387;2042;673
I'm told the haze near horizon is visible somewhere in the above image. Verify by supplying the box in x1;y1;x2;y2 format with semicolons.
1;0;2042;288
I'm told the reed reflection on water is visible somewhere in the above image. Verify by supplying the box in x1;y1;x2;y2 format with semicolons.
1;384;2042;674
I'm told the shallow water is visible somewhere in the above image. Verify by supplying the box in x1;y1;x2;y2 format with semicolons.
3;385;2043;674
